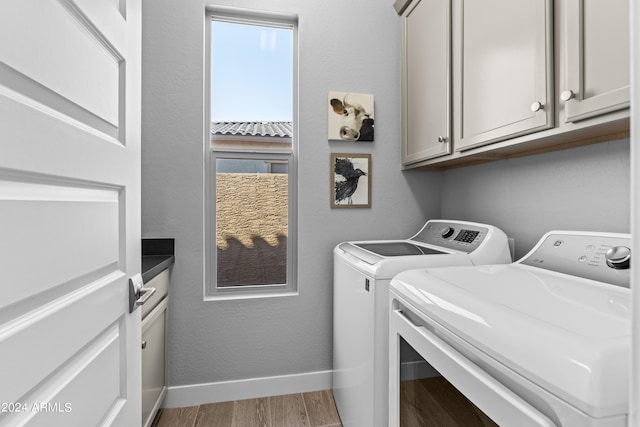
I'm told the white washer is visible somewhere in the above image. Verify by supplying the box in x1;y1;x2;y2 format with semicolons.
389;231;631;427
333;219;512;427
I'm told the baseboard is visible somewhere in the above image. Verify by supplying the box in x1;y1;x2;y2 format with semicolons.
163;370;334;408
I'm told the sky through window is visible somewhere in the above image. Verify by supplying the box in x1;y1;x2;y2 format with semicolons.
211;21;293;122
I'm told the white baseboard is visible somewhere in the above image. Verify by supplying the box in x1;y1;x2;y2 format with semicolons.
163;370;334;408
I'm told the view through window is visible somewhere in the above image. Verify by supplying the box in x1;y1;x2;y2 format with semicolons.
209;15;296;294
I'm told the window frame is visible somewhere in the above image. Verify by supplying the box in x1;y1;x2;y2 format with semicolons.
204;8;299;300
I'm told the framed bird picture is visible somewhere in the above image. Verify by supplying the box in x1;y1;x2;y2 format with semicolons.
330;153;371;208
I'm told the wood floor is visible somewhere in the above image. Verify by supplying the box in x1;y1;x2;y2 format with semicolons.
151;390;342;427
153;379;496;427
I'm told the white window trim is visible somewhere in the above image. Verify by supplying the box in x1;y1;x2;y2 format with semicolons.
203;7;299;300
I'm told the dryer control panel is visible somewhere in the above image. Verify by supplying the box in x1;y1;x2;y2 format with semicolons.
520;231;631;288
412;220;490;254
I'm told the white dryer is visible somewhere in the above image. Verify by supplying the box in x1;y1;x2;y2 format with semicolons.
333;219;512;427
389;230;631;427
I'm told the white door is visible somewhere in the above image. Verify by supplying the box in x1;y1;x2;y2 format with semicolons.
0;0;142;426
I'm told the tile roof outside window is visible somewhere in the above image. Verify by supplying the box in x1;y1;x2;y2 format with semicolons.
211;121;293;138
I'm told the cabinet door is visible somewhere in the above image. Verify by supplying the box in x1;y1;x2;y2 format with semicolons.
455;0;553;151
401;0;451;165
142;298;168;427
562;0;629;122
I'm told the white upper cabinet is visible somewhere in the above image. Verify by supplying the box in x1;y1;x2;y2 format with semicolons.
397;0;630;169
561;0;629;122
401;0;452;165
454;0;554;151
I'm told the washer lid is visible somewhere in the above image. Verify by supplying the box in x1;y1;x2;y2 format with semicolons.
390;264;631;418
337;241;449;265
353;242;446;257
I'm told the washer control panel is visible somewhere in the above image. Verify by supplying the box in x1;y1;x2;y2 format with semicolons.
521;232;631;288
412;220;489;254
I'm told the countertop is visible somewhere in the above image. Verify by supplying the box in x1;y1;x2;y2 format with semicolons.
142;238;175;283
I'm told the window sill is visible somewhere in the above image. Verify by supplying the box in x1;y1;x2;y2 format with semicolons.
204;290;299;302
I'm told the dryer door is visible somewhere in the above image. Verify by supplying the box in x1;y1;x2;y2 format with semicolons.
389;302;557;427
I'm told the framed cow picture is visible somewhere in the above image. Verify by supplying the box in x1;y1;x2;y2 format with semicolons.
328;92;374;141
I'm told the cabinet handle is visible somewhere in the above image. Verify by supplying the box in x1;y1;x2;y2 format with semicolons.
530;101;544;112
142;340;147;350
560;90;575;102
437;136;448;143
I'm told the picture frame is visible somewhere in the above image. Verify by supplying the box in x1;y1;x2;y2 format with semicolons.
330;153;371;208
328;91;375;141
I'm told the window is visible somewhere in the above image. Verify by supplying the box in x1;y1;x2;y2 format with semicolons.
205;9;298;298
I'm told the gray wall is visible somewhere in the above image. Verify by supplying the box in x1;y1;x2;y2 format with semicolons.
141;0;441;387
441;138;631;259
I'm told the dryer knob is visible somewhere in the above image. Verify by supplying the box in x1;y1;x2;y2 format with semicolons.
440;226;455;239
605;246;630;269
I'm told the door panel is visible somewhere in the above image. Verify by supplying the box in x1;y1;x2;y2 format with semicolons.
0;181;120;309
0;273;125;407
0;0;124;135
16;323;124;427
0;0;141;425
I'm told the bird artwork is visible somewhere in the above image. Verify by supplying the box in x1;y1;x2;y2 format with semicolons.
334;156;368;205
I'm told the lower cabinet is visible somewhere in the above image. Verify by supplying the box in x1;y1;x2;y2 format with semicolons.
141;270;169;427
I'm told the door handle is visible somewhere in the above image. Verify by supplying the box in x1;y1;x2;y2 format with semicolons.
129;274;157;313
